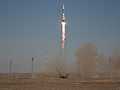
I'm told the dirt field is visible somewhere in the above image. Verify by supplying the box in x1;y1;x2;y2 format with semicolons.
0;78;120;90
0;73;120;90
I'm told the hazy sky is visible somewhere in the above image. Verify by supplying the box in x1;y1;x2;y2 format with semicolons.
0;0;120;73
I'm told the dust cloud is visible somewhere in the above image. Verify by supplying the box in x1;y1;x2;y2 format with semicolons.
75;43;97;78
47;43;120;78
48;53;67;74
111;47;120;77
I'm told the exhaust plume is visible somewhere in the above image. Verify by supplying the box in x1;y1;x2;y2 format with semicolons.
62;22;66;49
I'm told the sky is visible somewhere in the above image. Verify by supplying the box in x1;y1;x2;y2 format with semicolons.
0;0;120;73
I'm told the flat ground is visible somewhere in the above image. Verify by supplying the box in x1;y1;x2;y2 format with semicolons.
0;74;120;90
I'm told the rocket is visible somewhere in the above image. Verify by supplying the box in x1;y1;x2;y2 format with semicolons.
61;4;66;49
62;5;66;23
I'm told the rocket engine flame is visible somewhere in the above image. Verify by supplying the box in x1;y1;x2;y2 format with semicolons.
62;21;66;49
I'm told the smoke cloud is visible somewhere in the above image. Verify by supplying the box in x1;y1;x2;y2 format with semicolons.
48;53;67;74
111;47;120;77
75;43;98;78
47;43;120;78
